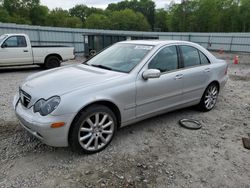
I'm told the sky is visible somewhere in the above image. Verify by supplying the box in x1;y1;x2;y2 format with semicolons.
40;0;181;10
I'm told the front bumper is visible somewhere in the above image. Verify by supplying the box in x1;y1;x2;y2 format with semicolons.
14;95;76;147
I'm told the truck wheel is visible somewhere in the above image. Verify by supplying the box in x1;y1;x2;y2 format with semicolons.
69;105;117;154
44;56;60;69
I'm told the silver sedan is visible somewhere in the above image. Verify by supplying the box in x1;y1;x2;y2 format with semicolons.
13;40;228;153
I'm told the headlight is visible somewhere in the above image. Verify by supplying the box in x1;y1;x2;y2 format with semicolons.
33;96;60;116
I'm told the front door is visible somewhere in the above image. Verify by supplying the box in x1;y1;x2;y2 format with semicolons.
136;45;183;118
0;36;33;66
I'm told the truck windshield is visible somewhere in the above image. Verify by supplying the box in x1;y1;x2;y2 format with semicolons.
86;43;154;73
0;35;7;44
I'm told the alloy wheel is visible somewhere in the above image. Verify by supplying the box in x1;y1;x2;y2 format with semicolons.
78;112;115;152
204;85;218;110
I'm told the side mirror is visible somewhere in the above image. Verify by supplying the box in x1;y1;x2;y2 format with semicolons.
1;43;8;48
142;69;161;80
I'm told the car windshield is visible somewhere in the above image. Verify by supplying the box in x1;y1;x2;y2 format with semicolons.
0;35;7;44
86;43;154;73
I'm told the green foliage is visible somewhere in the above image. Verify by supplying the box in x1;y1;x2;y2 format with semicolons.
154;8;169;32
69;4;105;27
47;8;81;28
85;14;109;29
240;0;250;31
0;7;10;22
30;5;49;25
0;0;250;31
107;0;155;30
109;9;150;31
69;4;89;27
85;9;150;31
167;0;247;32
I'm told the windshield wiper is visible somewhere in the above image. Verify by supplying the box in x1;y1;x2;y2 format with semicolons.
91;64;113;70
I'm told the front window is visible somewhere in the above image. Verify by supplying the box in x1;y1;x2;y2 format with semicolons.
3;36;27;48
86;43;153;73
148;46;179;72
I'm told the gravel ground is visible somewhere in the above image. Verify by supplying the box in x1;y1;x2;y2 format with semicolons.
0;53;250;188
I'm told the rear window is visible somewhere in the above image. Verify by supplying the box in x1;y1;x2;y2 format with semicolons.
180;45;200;67
180;45;210;67
199;51;210;65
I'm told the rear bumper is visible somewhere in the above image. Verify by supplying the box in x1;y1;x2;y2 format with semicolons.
14;97;76;147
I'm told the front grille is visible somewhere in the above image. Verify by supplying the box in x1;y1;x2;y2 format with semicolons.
19;88;31;108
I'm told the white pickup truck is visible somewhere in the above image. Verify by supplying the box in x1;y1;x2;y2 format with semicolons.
0;34;75;69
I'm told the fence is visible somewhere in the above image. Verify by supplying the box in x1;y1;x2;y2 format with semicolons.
158;33;250;53
1;22;250;54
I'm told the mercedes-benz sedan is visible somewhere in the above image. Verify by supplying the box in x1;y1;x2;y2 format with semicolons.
13;40;228;153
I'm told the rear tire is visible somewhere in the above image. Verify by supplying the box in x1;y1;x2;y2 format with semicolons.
44;56;60;69
199;83;219;112
69;105;117;154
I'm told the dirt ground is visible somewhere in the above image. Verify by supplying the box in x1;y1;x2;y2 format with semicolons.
0;52;250;188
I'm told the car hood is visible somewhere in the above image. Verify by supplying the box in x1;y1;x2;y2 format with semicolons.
20;64;125;99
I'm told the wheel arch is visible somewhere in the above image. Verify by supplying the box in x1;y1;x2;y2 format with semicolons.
68;100;122;143
207;80;220;92
44;53;62;63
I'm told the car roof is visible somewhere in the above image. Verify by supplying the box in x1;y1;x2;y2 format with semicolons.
118;40;195;46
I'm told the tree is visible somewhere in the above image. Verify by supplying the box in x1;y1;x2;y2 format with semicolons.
107;0;155;30
3;0;41;24
3;0;20;14
30;5;49;25
240;0;250;31
167;0;199;32
0;0;249;32
218;0;241;32
47;8;81;28
70;4;105;27
109;9;150;31
137;0;155;30
69;4;89;27
65;17;82;28
85;13;109;29
0;6;11;22
154;9;169;32
85;9;150;31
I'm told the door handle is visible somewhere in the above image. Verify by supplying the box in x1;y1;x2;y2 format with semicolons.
175;74;183;80
204;68;211;72
23;50;28;52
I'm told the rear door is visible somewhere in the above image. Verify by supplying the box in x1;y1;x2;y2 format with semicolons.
0;36;33;65
136;45;184;118
178;45;211;104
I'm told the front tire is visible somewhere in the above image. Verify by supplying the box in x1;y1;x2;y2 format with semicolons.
69;105;117;154
199;83;219;112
